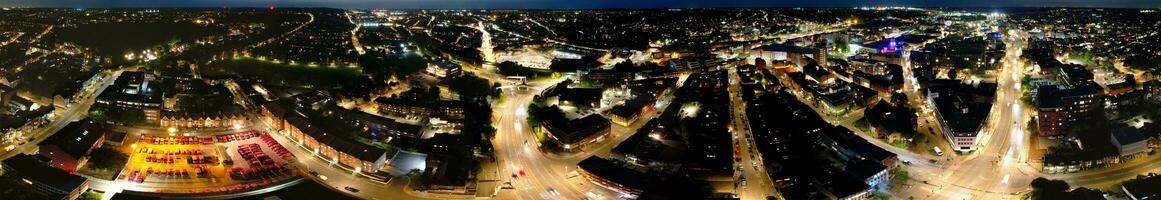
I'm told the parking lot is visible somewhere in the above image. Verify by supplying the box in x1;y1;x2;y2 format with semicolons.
116;130;298;194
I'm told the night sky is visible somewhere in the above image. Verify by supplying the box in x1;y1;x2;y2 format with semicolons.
1;0;1158;9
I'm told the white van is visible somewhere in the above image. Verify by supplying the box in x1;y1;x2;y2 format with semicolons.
933;147;944;156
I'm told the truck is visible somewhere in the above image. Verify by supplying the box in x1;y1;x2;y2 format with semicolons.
933;147;944;156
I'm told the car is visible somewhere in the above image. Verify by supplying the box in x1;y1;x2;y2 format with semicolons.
547;188;559;196
344;186;360;193
518;169;526;177
902;160;913;165
512;173;519;179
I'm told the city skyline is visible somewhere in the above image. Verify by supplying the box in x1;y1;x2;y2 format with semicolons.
1;2;1159;200
2;0;1161;9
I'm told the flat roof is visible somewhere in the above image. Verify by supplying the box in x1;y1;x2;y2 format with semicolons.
2;154;88;193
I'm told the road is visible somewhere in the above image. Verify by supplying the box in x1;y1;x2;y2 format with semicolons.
775;29;1039;200
256;117;428;200
725;67;781;200
0;69;122;160
489;77;612;200
215;75;431;200
890;29;1036;200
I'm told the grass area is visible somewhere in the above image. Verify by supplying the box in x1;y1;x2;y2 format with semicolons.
79;190;103;200
89;107;148;126
360;53;429;79
355;137;399;156
891;139;912;149
202;57;365;89
77;147;129;180
853;117;873;135
891;167;910;185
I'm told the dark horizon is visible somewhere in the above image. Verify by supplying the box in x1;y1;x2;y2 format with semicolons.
1;0;1159;10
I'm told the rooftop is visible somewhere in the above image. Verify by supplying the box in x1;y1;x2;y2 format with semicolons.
1;154;88;193
39;119;105;159
929;79;996;135
1123;175;1161;199
577;156;651;191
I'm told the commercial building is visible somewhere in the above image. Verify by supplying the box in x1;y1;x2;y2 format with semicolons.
1036;85;1100;136
748;44;818;68
921;36;1004;72
1111;127;1148;156
37;119;105;173
261;102;393;174
426;62;462;78
533;105;611;151
1;154;90;200
549;85;603;111
1036;63;1100;136
821;126;898;168
1122;175;1161;200
927;79;996;152
94;71;162;122
577;156;651;196
608;78;675;126
158;111;247;129
374;97;466;119
1145;81;1161;100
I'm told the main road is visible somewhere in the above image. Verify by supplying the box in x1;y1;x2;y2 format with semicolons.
0;69;123;160
878;29;1037;200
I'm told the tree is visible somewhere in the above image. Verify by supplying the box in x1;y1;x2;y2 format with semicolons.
87;148;129;170
891;167;911;186
79;190;102;200
497;61;550;77
448;75;493;102
1029;177;1070;199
